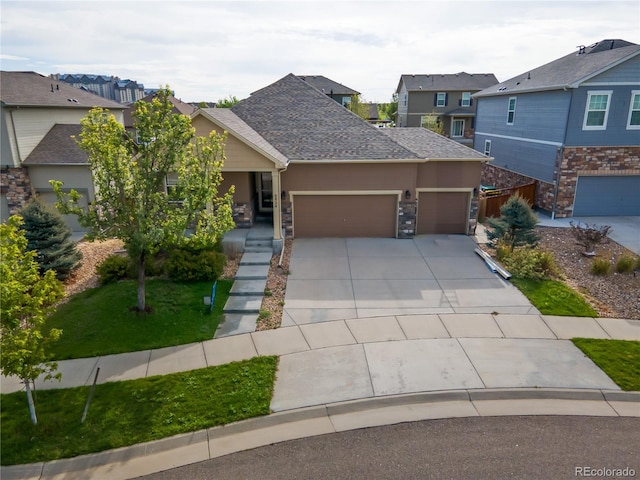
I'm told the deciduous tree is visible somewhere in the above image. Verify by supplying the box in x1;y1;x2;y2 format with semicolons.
52;87;234;312
0;215;64;425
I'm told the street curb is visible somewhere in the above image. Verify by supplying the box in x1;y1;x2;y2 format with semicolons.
2;388;638;480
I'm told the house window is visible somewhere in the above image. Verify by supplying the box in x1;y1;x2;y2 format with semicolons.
403;94;407;106
484;140;492;156
583;91;612;130
461;92;471;107
436;92;447;107
421;114;440;130
451;119;465;137
165;173;182;203
507;97;516;125
342;96;352;107
627;90;640;129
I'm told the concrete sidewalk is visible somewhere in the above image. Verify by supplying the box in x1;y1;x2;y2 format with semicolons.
2;314;638;394
1;313;639;480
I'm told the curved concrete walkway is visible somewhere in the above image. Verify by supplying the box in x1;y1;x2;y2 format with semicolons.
2;313;639;480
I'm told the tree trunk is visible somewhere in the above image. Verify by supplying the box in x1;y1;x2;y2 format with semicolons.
24;378;38;425
137;252;146;312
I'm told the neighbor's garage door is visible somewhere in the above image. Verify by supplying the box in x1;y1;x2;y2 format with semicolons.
293;194;397;237
417;191;469;234
574;176;640;216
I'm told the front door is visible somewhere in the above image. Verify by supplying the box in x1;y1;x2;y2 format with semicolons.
451;119;465;138
256;172;273;213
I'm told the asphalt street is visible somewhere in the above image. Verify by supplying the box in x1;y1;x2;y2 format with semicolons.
138;416;640;480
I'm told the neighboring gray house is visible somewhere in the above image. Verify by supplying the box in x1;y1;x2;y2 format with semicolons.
395;72;498;144
296;75;360;106
473;39;640;217
1;71;125;229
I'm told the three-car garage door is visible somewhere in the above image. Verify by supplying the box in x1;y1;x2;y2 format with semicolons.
574;176;640;216
293;194;397;237
417;191;469;234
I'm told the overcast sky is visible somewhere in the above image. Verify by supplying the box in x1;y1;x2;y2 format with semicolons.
1;1;639;103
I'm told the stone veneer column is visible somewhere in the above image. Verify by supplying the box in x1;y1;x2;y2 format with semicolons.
397;200;416;239
232;202;254;228
0;166;34;215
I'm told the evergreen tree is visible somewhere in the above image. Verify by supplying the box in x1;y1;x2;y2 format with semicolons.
19;199;82;280
487;194;539;250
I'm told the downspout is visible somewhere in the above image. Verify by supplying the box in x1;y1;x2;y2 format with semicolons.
277;163;289;268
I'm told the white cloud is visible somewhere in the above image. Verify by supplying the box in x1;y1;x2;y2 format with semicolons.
1;1;638;102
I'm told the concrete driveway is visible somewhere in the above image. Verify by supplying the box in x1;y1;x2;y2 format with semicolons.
282;235;536;326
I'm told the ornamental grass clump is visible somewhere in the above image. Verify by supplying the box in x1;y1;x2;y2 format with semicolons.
614;255;636;274
590;257;611;276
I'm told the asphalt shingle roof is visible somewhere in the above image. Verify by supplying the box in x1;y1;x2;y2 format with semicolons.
397;72;498;93
23;124;87;165
1;71;124;109
295;75;360;96
230;74;486;163
474;39;640;98
380;127;487;160
232;74;416;161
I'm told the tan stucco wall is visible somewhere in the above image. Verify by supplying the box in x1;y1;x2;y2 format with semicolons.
192;115;276;171
220;171;252;203
282;163;417;193
417;161;481;189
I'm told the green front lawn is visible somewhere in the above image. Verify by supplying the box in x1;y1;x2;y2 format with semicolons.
1;356;277;465
46;279;232;359
572;338;640;391
511;278;598;317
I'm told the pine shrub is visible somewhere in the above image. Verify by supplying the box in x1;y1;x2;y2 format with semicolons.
19;199;82;280
487;194;539;251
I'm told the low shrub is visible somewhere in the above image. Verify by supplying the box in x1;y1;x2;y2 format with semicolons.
590;257;611;276
615;256;636;274
96;254;131;284
165;248;226;281
499;246;560;280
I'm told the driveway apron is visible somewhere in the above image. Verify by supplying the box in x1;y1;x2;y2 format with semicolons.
283;235;536;326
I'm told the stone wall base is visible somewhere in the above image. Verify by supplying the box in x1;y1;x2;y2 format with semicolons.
232;202;254;228
1;166;34;215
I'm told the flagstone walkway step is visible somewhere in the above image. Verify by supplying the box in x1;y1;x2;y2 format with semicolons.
239;252;272;265
236;264;270;280
223;295;263;314
230;279;267;296
215;313;258;337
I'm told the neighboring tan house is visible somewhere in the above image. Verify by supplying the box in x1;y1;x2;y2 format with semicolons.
473;39;640;217
395;72;499;144
0;71;125;230
191;73;489;247
296;75;360;107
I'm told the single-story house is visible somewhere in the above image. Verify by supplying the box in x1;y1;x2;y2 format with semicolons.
192;74;489;246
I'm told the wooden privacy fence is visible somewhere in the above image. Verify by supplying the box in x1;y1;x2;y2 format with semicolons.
478;182;536;220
